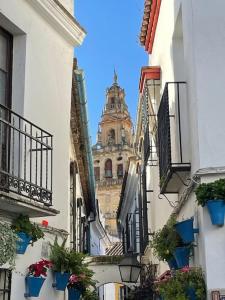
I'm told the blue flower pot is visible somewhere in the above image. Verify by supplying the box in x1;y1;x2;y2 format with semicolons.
16;232;32;254
68;288;81;300
53;272;70;291
167;257;178;270
186;287;196;300
173;246;190;268
24;276;45;297
206;199;225;226
175;218;199;243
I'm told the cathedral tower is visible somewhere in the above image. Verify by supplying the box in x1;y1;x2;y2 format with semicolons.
92;72;133;237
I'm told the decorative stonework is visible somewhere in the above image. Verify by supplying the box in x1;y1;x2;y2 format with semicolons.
92;74;133;236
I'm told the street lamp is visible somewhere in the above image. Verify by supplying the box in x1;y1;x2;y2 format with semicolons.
119;254;142;283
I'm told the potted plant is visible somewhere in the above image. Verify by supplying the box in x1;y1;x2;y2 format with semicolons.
11;215;44;254
67;251;96;300
173;245;192;269
174;218;199;244
67;274;85;300
24;259;52;297
151;216;183;270
157;267;206;300
0;222;17;267
195;178;225;226
49;237;71;291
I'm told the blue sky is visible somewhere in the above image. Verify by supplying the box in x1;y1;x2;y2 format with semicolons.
74;0;147;144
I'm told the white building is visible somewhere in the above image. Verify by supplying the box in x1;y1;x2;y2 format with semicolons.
0;1;107;299
118;0;225;298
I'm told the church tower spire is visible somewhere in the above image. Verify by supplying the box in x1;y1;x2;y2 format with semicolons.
92;73;133;237
113;69;118;85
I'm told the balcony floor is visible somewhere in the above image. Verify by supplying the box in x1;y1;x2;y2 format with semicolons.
0;190;59;217
160;163;191;194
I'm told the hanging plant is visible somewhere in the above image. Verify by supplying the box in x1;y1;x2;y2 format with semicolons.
0;222;18;267
150;216;183;262
11;215;44;246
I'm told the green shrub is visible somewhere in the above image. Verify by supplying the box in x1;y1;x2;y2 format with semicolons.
150;216;183;261
11;215;44;245
157;267;206;300
195;178;225;206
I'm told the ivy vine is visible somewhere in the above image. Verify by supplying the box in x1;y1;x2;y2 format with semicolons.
0;222;18;267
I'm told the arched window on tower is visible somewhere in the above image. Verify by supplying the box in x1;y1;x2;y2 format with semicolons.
117;164;123;178
105;159;112;178
107;129;115;145
94;167;100;181
109;97;115;109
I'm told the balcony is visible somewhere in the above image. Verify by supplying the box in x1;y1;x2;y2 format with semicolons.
97;178;123;189
0;104;58;217
157;82;191;193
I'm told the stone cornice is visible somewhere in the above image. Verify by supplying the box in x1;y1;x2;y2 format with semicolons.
27;0;86;46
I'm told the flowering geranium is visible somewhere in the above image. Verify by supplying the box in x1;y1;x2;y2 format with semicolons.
67;274;86;293
28;259;52;277
156;267;206;300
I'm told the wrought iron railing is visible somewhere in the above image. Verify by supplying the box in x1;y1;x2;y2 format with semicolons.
157;82;188;183
144;124;150;163
0;104;53;206
97;178;123;188
157;83;171;181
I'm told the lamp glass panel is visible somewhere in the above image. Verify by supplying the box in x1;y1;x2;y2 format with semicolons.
119;265;132;282
130;265;141;283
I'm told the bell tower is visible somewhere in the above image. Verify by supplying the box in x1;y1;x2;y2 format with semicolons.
92;72;133;237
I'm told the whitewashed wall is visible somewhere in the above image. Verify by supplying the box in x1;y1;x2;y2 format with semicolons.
147;0;225;294
0;0;85;299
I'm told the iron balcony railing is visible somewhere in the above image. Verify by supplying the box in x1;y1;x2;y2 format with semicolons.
144;124;150;163
97;178;123;188
157;82;190;189
0;104;53;206
157;83;171;181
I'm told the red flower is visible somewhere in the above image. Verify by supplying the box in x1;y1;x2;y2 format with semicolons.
28;259;52;277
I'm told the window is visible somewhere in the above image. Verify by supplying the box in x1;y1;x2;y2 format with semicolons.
94;167;100;181
105;159;112;178
117;164;123;177
0;27;12;187
0;269;11;300
107;129;115;145
0;27;13;108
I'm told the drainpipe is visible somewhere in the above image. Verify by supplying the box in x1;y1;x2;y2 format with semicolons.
74;69;96;213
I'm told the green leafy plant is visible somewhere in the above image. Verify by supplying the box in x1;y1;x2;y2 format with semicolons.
83;289;99;300
195;178;225;206
0;222;18;267
49;238;96;291
150;216;183;261
157;267;206;300
49;237;71;273
68;251;96;293
11;215;44;245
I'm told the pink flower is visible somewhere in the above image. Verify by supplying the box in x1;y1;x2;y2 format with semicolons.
181;266;190;273
69;274;79;283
